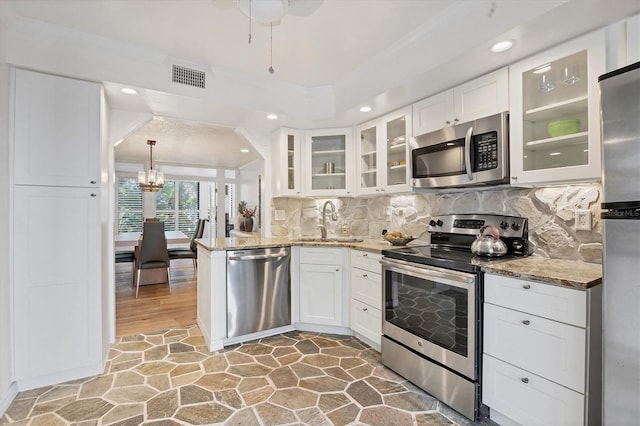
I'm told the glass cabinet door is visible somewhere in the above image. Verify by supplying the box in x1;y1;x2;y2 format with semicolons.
286;133;296;191
358;125;378;194
521;50;589;171
385;115;409;188
510;30;605;185
272;128;300;197
306;130;351;195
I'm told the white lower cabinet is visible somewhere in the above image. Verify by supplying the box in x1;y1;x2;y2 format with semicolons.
13;186;102;384
483;274;601;426
299;247;347;327
483;355;585;426
349;250;382;347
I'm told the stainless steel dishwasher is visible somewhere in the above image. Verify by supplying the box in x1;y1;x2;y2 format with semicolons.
226;247;291;338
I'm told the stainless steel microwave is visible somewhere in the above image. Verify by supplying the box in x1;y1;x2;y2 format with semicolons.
410;112;509;189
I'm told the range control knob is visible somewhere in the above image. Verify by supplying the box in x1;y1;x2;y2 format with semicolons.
499;221;509;230
511;222;521;231
429;220;436;226
436;220;443;227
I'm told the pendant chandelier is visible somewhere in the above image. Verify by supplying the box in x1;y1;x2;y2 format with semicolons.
138;140;164;192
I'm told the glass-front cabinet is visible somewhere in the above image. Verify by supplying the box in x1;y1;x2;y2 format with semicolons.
271;127;301;197
356;107;411;195
304;128;353;196
509;30;605;185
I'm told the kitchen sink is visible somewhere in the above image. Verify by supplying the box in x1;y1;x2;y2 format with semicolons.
294;237;364;243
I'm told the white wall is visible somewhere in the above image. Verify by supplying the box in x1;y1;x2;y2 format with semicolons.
0;20;18;416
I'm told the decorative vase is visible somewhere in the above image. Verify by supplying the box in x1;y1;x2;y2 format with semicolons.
243;217;254;232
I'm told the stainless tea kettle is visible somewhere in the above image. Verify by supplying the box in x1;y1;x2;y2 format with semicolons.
471;224;508;257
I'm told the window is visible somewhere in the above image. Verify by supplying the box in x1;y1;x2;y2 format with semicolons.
117;177;143;233
156;180;200;235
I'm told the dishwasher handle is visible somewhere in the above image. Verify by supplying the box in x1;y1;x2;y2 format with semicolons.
228;253;288;261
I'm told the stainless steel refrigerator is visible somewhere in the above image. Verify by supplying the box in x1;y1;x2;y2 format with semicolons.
599;61;640;425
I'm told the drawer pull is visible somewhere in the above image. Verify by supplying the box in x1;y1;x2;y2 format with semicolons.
522;284;531;289
521;378;529;384
522;320;530;325
417;341;423;347
363;253;368;257
362;307;368;312
335;268;340;272
362;274;368;278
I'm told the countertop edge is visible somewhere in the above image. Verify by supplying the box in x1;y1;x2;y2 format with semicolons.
195;238;602;289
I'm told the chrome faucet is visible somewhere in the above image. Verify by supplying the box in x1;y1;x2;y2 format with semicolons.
319;200;338;239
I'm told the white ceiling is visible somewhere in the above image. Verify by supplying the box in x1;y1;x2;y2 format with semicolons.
1;0;639;169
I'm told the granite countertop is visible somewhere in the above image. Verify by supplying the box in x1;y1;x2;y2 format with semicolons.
196;236;394;254
196;237;602;289
482;256;602;290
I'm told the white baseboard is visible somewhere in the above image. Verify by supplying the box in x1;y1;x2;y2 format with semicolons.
17;363;103;392
0;382;18;417
294;323;353;336
490;408;521;426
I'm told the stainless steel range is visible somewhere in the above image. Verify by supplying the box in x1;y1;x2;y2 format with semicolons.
380;214;529;420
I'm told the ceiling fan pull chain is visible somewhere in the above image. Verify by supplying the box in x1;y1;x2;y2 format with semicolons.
268;22;275;74
248;0;252;44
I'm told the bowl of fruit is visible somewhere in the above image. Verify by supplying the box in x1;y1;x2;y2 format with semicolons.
384;231;416;246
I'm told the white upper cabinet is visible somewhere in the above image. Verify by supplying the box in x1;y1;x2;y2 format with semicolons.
509;30;605;186
356;107;412;195
413;67;509;136
13;69;100;188
303;128;353;197
271;127;301;197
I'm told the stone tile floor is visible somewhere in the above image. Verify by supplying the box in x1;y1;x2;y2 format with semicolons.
1;325;494;425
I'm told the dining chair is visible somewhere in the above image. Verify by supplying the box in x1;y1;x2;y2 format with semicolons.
169;218;206;269
135;221;170;298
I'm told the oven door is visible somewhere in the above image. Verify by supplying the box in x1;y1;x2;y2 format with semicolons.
381;257;478;380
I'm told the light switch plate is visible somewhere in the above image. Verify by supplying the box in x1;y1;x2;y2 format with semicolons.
274;210;285;221
575;209;592;231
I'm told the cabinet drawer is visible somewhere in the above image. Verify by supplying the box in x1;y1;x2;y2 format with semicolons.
300;247;344;265
350;299;381;345
350;250;382;272
483;355;584;426
351;268;381;308
485;274;587;327
484;303;586;393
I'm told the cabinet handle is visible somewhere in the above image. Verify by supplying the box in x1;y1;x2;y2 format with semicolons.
362;274;368;278
90;193;97;197
362;254;368;257
376;189;380;192
522;320;530;325
417;341;423;347
90;180;97;184
445;120;451;125
522;284;531;289
512;176;518;181
453;118;459;123
362;307;368;312
335;268;340;272
381;189;385;192
521;378;529;384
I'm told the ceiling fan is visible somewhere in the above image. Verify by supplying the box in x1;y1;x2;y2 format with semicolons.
213;0;324;26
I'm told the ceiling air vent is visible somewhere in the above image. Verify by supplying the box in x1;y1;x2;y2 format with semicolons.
172;64;205;89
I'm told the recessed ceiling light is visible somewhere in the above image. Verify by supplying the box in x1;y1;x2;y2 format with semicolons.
240;149;249;153
549;152;561;156
121;88;137;95
533;64;552;74
359;106;372;113
266;114;278;120
490;40;514;53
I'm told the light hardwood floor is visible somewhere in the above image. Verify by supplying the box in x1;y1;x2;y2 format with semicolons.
115;259;197;337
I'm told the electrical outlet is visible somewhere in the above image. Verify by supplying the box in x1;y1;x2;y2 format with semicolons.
575;209;592;231
385;207;392;222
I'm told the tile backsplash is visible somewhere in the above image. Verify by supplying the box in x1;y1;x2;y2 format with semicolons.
271;184;602;263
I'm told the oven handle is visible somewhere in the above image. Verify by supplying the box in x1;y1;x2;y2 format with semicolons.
380;257;475;285
464;126;473;181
